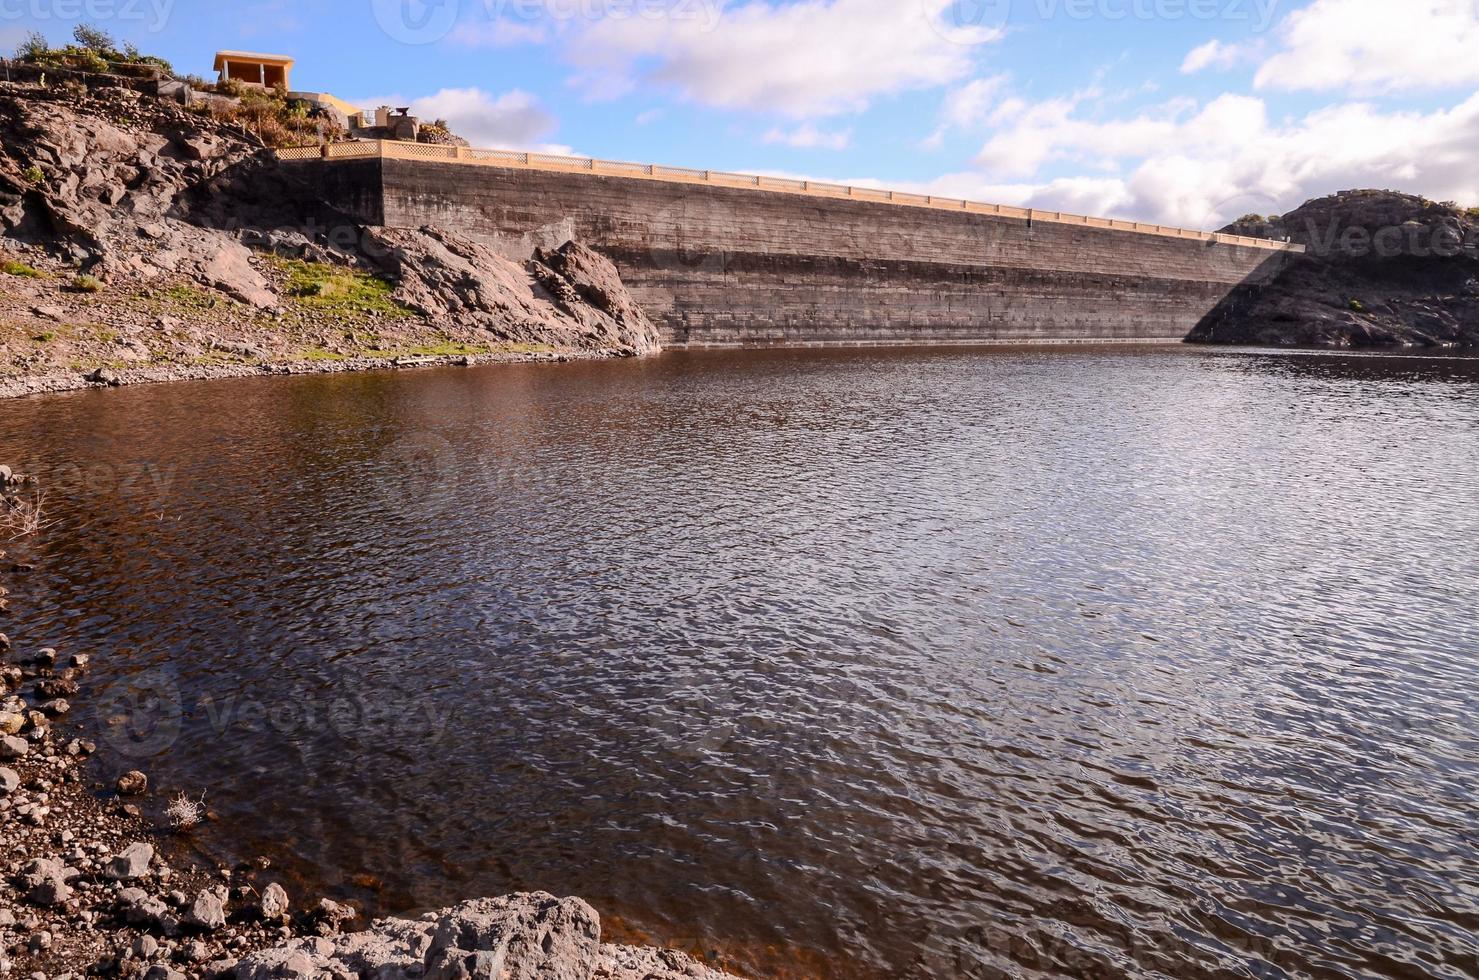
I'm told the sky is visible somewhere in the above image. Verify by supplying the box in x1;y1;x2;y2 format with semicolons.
3;0;1477;228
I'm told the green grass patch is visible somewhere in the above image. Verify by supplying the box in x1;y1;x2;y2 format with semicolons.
32;330;57;343
1;260;45;279
1348;298;1366;313
271;258;417;322
70;274;103;294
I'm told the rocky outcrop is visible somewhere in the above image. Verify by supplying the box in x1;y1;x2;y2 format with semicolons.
1191;190;1479;348
233;894;731;980
0;83;660;397
362;228;660;356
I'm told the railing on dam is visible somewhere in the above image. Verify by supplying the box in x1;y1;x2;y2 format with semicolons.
277;140;1304;253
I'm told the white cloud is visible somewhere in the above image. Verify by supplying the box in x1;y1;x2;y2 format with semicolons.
762;123;852;150
354;88;568;153
1181;39;1258;74
564;0;1002;117
1254;0;1479;93
953;89;1479;227
941;75;1010;129
634;108;665;126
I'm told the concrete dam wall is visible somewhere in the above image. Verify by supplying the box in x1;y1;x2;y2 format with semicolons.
297;148;1297;348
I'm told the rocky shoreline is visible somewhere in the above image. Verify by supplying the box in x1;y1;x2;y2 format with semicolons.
0;347;616;401
0;467;738;980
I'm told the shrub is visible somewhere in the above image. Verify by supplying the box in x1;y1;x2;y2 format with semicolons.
21;165;44;186
1;480;49;541
70;274;103;293
166;791;206;831
15;31;49;61
72;23;117;55
1348;298;1365;313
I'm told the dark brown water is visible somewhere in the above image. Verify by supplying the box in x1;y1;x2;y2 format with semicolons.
2;346;1477;979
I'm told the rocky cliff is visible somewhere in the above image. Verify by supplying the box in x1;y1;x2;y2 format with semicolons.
1190;190;1479;348
0;83;661;398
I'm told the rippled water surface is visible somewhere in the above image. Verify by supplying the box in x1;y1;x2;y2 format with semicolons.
2;346;1478;979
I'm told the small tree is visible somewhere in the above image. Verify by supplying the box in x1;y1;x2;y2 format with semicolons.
72;23;117;55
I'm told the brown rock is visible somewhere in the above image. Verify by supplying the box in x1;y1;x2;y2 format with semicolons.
117;769;149;795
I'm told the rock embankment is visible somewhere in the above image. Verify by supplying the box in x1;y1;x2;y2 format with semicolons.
234;894;731;980
1191;190;1479;348
0;466;736;980
0;82;661;399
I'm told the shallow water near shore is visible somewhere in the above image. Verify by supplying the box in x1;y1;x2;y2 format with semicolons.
2;344;1477;978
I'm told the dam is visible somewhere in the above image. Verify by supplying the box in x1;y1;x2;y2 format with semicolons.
281;140;1302;348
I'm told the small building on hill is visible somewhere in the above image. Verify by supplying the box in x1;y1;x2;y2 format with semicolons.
213;50;294;90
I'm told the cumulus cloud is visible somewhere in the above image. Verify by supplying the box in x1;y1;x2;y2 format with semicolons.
354;88;569;153
564;0;1002;116
1254;0;1479;93
762;123;852;150
952;89;1479;227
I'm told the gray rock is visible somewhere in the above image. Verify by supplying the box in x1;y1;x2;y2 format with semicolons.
311;897;356;935
258;882;290;922
28;876;71;907
144;966;186;980
106;842;154;880
0;735;27;759
0;766;19;794
118;886;168;926
187;890;227;931
85;366;122;387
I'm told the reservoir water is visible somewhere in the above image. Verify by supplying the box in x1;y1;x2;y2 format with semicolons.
1;345;1476;978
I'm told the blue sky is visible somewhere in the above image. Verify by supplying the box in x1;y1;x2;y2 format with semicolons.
4;0;1477;227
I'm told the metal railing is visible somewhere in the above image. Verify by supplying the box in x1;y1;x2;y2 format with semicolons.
277;140;1304;253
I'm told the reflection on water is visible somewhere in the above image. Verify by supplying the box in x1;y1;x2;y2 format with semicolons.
2;345;1477;979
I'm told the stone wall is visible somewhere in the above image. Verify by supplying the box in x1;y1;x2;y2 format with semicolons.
311;157;1292;347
